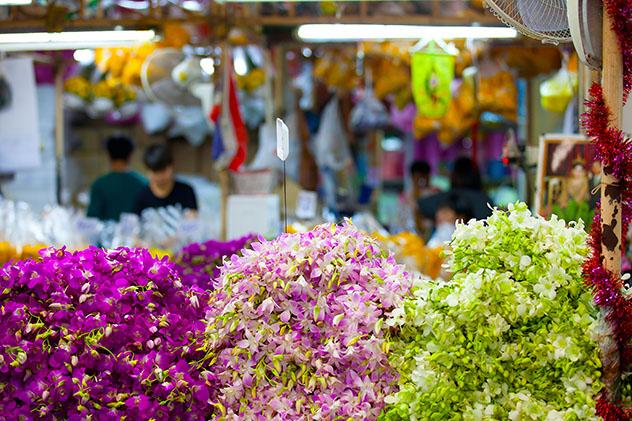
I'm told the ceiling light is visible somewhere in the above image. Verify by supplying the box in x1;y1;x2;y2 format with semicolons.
0;30;156;52
0;0;31;5
297;24;518;42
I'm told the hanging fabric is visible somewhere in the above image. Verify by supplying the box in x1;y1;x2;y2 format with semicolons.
211;47;248;172
411;40;456;119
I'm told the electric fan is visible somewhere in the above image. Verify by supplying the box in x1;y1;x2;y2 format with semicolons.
567;0;602;69
485;0;603;68
485;0;571;44
140;48;201;107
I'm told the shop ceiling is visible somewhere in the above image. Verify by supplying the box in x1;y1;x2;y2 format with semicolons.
0;1;502;34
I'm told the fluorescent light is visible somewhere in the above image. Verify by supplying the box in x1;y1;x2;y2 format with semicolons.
297;24;517;42
0;0;31;5
0;30;156;52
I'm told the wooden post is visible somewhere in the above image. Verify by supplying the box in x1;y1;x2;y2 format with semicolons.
600;6;624;401
96;0;104;19
54;60;65;205
273;45;285;117
360;1;368;18
219;170;229;240
601;7;623;276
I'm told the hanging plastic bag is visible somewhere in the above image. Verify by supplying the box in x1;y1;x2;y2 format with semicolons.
349;87;389;134
540;68;576;113
141;102;172;134
168;106;210;146
313;97;352;171
238;89;266;129
248;120;279;171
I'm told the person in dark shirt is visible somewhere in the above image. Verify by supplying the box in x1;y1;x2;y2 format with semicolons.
134;144;198;215
87;135;147;221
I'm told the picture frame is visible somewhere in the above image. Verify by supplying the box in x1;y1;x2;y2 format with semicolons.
536;134;599;216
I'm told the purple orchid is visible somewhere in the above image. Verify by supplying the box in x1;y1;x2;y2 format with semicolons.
0;247;213;419
202;222;413;420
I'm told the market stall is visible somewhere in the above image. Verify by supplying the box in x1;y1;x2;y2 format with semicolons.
0;0;631;418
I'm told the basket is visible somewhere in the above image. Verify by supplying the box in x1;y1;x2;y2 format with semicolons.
230;169;277;195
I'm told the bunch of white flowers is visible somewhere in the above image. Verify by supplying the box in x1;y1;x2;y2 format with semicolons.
381;203;603;420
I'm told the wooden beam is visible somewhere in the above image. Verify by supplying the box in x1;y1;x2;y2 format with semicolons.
243;14;501;26
0;11;501;31
0;15;209;30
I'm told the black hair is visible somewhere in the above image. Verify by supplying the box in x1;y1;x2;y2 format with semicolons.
143;144;174;172
439;192;474;222
410;160;431;176
106;135;134;161
451;157;482;190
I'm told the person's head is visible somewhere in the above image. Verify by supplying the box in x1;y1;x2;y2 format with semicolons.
450;157;482;190
106;135;134;164
144;144;174;189
437;193;473;224
435;204;458;225
571;159;587;177
410;160;431;187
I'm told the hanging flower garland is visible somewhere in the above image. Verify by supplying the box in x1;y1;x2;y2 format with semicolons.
580;1;632;416
582;83;632;418
602;0;632;101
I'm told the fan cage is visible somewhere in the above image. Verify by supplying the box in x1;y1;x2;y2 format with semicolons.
484;0;572;44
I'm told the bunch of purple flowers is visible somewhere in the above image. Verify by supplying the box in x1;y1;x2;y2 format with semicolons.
0;247;212;419
203;222;413;419
174;234;257;290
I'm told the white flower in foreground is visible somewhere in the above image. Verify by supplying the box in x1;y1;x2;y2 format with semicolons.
381;202;602;420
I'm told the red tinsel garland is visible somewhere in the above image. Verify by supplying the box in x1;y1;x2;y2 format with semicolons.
583;83;632;419
602;0;632;101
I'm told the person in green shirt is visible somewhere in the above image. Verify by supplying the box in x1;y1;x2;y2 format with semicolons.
87;135;147;221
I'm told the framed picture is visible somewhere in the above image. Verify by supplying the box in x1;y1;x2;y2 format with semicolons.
536;134;599;216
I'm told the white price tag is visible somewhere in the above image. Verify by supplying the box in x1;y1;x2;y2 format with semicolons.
276;118;289;161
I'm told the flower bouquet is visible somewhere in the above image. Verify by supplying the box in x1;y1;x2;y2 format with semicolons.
0;242;47;265
174;234;256;289
64;76;91;110
381;203;603;420
202;222;412;419
0;247;212;419
374;232;444;279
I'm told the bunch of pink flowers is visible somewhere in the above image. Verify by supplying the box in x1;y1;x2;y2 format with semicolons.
203;222;413;419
